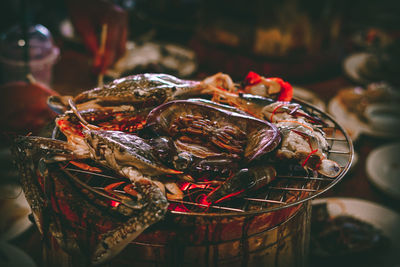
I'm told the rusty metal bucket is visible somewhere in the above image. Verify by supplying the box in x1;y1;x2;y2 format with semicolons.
36;99;352;267
43;202;311;267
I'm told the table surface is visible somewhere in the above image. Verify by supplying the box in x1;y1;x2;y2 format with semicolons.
3;46;400;266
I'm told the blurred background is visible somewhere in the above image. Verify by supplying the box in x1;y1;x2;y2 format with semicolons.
0;0;399;83
0;0;399;266
1;0;399;134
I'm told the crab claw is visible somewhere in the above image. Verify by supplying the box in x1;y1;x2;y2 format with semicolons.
243;72;293;102
270;77;293;102
104;181;147;210
47;95;73;114
206;165;276;204
316;159;341;178
92;177;168;265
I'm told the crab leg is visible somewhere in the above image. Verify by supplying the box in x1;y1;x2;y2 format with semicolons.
103;182;147;210
206;165;276;204
92;177;168;265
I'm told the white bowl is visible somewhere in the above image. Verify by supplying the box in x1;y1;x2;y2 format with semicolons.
366;143;400;199
364;104;400;134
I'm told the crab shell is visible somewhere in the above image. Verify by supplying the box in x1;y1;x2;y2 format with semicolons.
82;73;200;109
145;100;281;162
12;135;169;265
48;73;202;114
82;130;181;177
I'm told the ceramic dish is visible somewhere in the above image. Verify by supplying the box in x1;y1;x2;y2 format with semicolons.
364;104;400;134
328;96;364;140
328;95;400;140
0;186;32;241
312;197;400;266
343;52;372;84
366;143;400;199
0;242;36;267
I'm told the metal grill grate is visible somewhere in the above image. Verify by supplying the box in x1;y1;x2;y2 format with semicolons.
58;98;353;217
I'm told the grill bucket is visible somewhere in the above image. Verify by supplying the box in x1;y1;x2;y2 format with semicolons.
43;202;311;267
34;99;352;267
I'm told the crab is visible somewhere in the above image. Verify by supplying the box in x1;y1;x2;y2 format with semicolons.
47;73;204;114
12;135;168;265
12;128;178;264
261;102;340;177
146;100;281;164
12;72;342;266
197;75;341;178
144;99;281;203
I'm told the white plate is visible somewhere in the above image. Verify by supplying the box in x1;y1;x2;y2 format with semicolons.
328;96;364;140
366;143;400;199
343;52;372;84
0;242;36;267
312;197;400;265
328;95;400;140
292;86;326;111
0;186;33;241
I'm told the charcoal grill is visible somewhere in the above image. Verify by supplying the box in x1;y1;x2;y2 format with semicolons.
44;98;353;266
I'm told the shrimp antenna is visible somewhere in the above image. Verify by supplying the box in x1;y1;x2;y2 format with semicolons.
68;99;99;131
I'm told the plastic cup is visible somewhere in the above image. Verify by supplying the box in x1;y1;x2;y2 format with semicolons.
0;24;59;86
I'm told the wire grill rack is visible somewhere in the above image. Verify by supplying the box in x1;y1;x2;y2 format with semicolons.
58;98;353;217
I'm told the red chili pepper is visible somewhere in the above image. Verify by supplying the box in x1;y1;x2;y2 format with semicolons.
244;71;262;86
270;77;293;102
314;156;324;170
301;148;319;168
270;103;285;122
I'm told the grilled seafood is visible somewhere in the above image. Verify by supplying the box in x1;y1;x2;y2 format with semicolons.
145;99;281;203
199;85;276;118
146;99;281;163
206;165;277;204
199;75;340;178
261;102;340;177
276;121;340;177
261;101;326;126
56;108;149;134
48;73;204;113
13;134;169;265
73;127;186;199
54;107;149;154
201;71;293;102
243;71;293;101
53;96;188;197
12;72;346;264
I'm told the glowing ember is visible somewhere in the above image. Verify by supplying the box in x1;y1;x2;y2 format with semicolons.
109;200;121;207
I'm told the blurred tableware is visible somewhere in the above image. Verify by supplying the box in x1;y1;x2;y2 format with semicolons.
351;28;395;49
343;52;371;85
0;242;36;267
343;44;400;86
292;86;326;111
0;185;32;241
328;96;363;141
312;197;400;266
105;41;197;79
328;90;400;140
0;24;59;86
0;81;57;135
364;104;400;134
366;143;400;199
0;147;19;183
191;0;344;80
